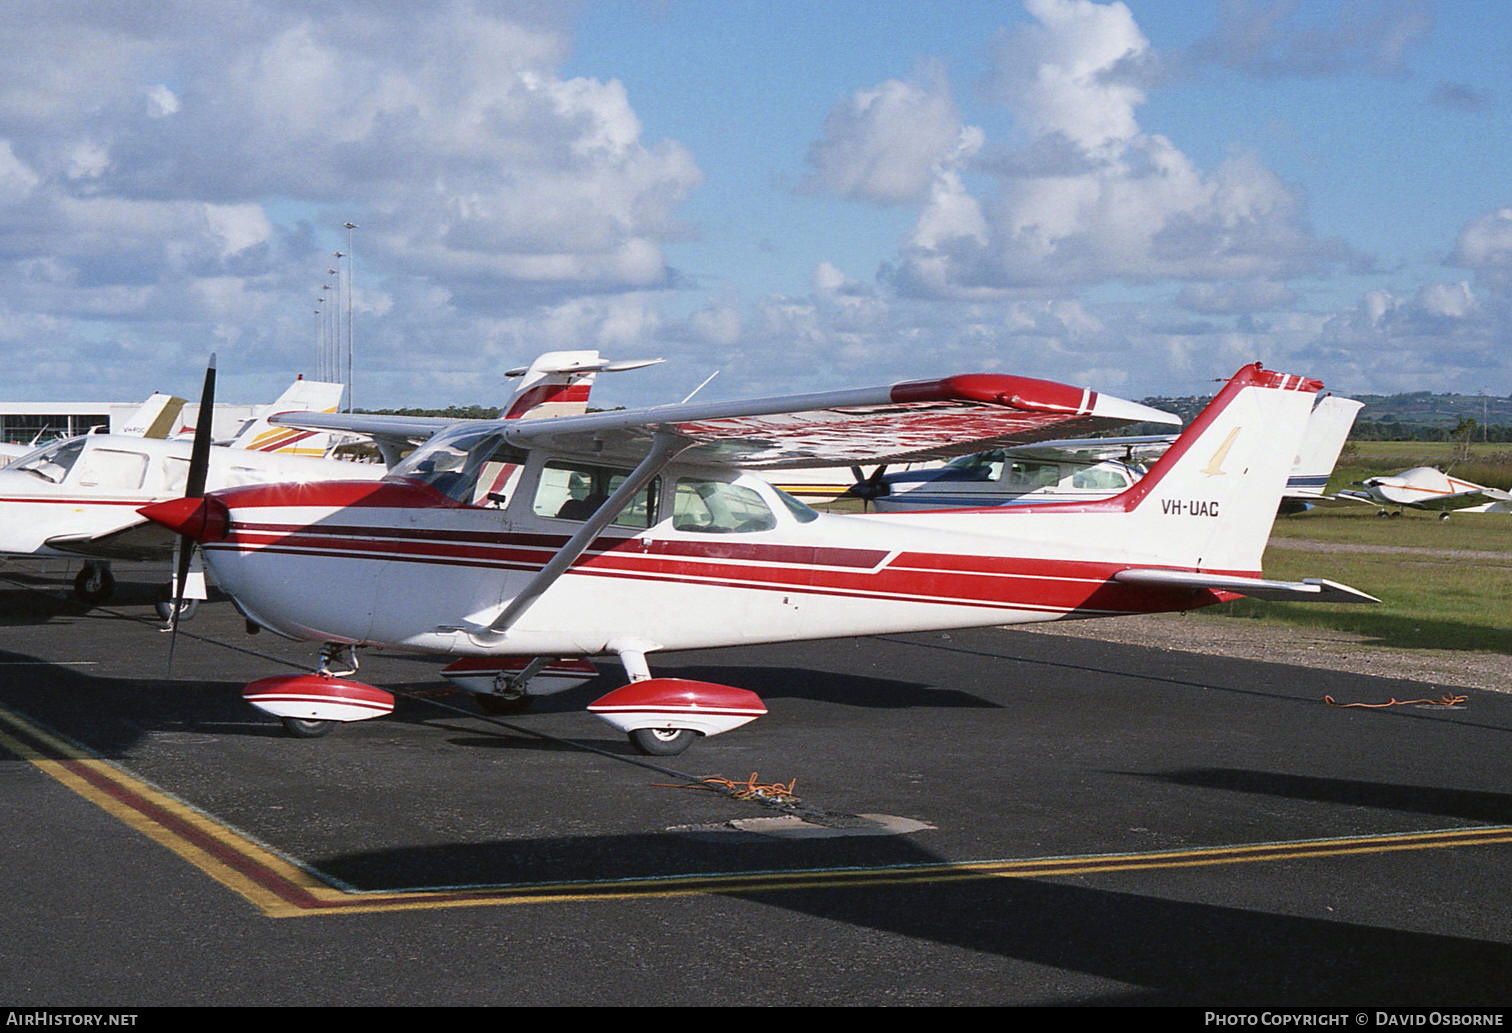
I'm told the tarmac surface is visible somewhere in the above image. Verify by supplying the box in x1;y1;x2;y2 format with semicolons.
2;561;1511;1007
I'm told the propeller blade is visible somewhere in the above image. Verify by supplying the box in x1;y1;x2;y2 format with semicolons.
846;464;891;501
166;355;216;661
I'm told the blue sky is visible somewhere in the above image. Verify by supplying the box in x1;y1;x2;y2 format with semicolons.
1;0;1509;412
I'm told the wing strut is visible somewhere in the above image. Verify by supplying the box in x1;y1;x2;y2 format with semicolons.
469;430;691;646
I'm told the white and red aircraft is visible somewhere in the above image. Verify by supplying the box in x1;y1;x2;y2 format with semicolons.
141;361;1375;754
1339;466;1512;519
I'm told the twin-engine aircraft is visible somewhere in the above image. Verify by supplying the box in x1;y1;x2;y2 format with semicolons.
141;361;1376;754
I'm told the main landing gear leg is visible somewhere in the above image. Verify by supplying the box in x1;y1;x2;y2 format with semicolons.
318;642;359;678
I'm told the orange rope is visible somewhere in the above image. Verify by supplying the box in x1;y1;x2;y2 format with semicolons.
1324;693;1467;709
655;772;799;803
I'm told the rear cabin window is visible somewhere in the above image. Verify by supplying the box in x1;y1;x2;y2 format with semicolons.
72;448;149;490
1006;461;1060;489
533;461;659;529
673;478;777;533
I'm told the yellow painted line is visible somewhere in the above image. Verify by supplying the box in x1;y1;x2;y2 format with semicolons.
2;702;1511;918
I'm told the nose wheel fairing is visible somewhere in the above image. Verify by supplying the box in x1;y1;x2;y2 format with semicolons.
243;674;396;731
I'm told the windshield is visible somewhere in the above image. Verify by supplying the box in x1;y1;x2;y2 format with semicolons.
12;437;87;485
389;426;526;506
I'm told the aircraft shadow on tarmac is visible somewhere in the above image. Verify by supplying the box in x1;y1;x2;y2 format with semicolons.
1145;767;1512;826
313;829;1512;1007
0;642;990;760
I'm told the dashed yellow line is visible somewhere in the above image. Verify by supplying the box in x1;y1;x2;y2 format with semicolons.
3;702;1511;918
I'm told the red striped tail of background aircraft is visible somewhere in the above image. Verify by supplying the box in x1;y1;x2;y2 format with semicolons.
140;360;1377;755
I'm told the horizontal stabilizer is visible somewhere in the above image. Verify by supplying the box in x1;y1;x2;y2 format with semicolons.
1113;568;1380;604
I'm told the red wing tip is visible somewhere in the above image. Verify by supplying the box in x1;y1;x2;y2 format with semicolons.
890;373;1091;413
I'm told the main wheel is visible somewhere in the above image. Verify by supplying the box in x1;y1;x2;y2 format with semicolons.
629;727;700;756
73;565;116;604
280;717;335;739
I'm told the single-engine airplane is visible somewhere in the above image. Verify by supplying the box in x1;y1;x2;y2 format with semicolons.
142;361;1376;754
1339;466;1512;519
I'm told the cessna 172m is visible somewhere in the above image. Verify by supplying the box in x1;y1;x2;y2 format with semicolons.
0;352;646;615
141;361;1376;755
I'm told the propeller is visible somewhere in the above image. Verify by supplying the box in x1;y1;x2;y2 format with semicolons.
846;464;891;509
164;354;216;664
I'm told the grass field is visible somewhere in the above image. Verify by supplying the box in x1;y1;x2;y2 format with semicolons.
1207;507;1512;655
1197;442;1512;656
821;444;1512;656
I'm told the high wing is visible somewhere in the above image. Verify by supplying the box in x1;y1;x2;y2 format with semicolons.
1001;434;1176;464
268;411;456;467
272;374;1177;471
492;373;1178;469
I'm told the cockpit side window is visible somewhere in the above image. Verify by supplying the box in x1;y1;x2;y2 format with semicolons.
72;448;149;490
946;450;1005;482
533;461;659;528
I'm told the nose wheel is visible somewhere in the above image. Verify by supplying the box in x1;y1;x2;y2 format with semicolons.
73;563;116;604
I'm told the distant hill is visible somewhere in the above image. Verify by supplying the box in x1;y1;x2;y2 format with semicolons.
1133;390;1512;442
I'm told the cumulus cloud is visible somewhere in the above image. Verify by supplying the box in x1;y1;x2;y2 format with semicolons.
1451;208;1512;288
982;0;1150;151
0;2;703;395
802;61;978;206
884;0;1357;300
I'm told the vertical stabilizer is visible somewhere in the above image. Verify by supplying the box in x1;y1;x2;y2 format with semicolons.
1288;395;1363;499
1112;365;1322;574
502;351;664;420
230;377;346;454
119;392;188;439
